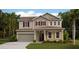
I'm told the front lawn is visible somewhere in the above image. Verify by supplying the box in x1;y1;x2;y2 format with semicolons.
26;40;79;49
0;35;17;44
0;39;8;44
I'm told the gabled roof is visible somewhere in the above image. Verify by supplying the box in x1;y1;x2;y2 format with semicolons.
32;16;49;21
43;13;59;18
42;13;60;21
19;13;61;22
32;13;61;21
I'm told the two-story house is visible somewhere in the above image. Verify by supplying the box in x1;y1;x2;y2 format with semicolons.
16;13;64;42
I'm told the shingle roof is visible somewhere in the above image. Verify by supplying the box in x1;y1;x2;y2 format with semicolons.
16;29;34;32
34;26;64;30
19;17;36;22
42;13;61;21
32;16;49;21
19;13;61;21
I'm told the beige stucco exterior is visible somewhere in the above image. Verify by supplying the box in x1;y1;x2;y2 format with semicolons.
19;21;33;29
16;13;64;42
19;22;23;29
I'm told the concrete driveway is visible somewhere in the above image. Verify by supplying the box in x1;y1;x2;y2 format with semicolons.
0;42;31;49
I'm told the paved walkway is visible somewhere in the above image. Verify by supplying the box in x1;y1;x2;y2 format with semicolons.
0;42;31;49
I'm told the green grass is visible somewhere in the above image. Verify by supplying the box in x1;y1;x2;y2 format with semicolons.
0;35;17;44
26;40;79;49
0;39;8;44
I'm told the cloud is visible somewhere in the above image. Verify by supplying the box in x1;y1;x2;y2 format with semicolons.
51;13;58;16
16;12;27;17
27;11;35;14
16;11;43;17
16;11;58;17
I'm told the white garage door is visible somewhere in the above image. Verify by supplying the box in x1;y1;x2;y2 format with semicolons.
17;31;34;42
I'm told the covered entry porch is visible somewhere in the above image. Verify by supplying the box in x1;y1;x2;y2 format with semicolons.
34;29;64;42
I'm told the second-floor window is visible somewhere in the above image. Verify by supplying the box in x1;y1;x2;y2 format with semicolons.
58;21;60;25
54;21;56;25
50;21;52;25
41;21;46;25
36;21;40;25
36;21;46;26
23;21;29;27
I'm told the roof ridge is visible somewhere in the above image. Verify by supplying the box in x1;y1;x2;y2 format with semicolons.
42;13;59;19
32;15;50;20
20;16;36;18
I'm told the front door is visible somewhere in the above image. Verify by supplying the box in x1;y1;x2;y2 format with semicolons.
39;31;44;41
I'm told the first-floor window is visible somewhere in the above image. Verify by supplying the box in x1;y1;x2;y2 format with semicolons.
56;32;60;38
48;32;51;38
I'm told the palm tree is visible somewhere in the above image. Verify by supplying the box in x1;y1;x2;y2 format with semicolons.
59;9;79;45
69;9;79;45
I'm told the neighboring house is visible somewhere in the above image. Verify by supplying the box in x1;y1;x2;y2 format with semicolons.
16;13;64;42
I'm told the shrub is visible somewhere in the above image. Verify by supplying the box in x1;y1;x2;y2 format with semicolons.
33;40;36;43
43;40;63;43
64;30;69;40
63;40;73;43
9;35;17;42
43;40;50;43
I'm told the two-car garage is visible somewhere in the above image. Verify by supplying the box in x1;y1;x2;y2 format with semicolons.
16;30;34;42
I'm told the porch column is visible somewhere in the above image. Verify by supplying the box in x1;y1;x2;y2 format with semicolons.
61;30;64;42
34;30;36;41
44;30;47;41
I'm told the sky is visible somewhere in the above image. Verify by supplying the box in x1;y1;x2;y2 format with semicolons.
1;9;69;17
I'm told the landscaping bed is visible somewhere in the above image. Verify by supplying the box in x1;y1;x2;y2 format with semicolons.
26;40;79;49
